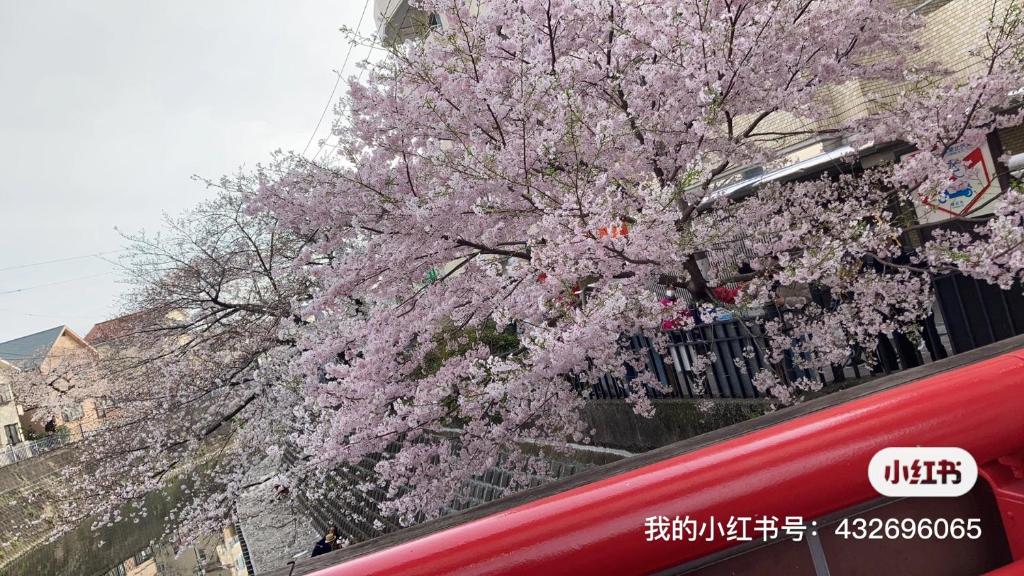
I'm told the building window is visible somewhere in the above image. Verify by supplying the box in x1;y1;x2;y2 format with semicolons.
3;424;20;445
95;396;113;418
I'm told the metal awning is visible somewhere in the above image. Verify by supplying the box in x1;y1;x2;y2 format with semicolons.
1009;152;1024;179
698;142;858;208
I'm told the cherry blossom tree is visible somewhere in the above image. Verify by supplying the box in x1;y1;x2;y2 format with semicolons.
250;0;1024;522
7;186;320;544
15;0;1024;550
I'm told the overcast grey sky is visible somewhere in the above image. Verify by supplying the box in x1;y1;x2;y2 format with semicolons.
0;1;376;343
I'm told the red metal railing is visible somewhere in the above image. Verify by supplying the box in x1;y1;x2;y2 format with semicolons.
314;351;1024;575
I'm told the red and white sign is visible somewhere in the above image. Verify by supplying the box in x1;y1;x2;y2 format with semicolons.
915;141;1003;224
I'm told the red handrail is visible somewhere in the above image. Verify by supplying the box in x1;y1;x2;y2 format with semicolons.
315;351;1024;575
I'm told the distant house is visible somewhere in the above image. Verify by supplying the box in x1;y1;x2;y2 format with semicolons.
0;326;107;440
100;546;158;576
84;310;152;347
215;525;250;576
0;359;25;447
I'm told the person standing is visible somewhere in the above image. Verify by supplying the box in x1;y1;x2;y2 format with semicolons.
311;528;338;557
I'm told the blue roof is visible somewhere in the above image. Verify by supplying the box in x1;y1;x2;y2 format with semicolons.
0;326;65;370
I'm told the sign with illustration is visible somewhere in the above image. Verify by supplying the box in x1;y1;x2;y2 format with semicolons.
915;141;1003;224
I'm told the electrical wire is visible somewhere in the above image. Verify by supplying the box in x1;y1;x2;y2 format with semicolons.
301;0;374;158
0;272;115;296
0;250;124;274
0;308;103;321
311;0;398;163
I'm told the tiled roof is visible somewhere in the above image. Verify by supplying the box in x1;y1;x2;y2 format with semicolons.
85;314;137;344
85;309;163;345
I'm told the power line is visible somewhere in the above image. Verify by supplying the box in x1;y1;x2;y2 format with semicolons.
0;250;124;274
0;308;104;321
302;0;374;158
0;272;115;296
312;0;396;163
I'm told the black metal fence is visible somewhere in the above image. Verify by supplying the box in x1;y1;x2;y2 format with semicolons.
575;272;1023;401
584;323;774;400
933;274;1024;354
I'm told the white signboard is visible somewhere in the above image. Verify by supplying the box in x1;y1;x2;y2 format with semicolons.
915;141;1003;225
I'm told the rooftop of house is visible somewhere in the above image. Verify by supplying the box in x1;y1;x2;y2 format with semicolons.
84;307;181;346
0;326;67;371
0;325;93;371
84;311;147;345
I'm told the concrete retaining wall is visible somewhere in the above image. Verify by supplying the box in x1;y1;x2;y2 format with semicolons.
583;399;769;452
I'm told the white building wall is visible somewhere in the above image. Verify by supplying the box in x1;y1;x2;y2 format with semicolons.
0;363;24;446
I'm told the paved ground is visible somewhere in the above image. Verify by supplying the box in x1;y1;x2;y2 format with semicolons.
237;474;319;573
